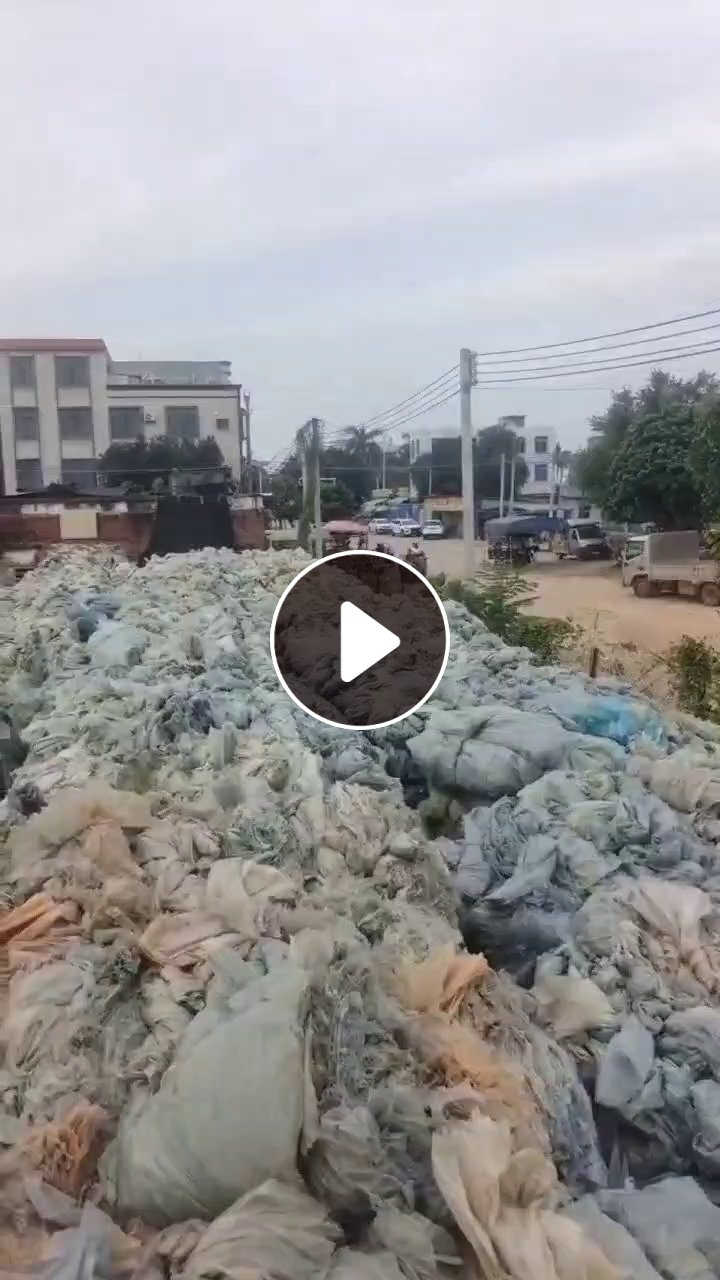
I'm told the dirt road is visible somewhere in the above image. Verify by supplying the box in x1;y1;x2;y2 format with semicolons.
373;536;720;655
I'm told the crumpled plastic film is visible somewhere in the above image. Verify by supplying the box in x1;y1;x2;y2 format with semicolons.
5;545;720;1278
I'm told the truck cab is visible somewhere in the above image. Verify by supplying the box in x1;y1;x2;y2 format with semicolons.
556;520;611;560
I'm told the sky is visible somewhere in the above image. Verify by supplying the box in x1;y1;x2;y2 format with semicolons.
1;0;720;458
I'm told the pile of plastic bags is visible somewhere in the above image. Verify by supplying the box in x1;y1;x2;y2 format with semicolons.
3;546;720;1278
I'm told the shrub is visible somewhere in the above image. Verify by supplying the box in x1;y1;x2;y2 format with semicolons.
667;635;720;721
439;565;580;663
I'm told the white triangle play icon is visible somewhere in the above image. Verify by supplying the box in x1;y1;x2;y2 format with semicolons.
340;601;400;683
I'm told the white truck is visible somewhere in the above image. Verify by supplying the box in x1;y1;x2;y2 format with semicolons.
553;520;611;560
621;530;720;605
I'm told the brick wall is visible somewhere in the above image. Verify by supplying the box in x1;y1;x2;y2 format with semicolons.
0;506;266;558
232;508;266;550
0;513;61;548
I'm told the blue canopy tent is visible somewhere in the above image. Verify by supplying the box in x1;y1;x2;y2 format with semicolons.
485;514;568;540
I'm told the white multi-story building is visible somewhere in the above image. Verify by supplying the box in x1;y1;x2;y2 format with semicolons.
496;415;558;501
0;339;247;495
407;424;459;464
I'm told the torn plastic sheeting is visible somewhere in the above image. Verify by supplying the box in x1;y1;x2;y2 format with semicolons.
636;753;720;814
407;706;624;800
0;1180;144;1280
596;1177;720;1280
8;546;720;1275
102;963;311;1225
567;1198;663;1280
595;1017;655;1111
532;970;615;1039
86;620;148;670
690;1079;720;1177
183;1180;340;1280
431;1114;620;1280
662;1006;720;1079
305;1106;405;1216
541;690;666;747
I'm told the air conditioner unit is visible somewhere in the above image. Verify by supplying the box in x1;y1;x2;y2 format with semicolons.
143;412;156;424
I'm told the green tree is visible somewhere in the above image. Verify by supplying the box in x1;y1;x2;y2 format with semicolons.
99;436;224;490
320;480;356;519
574;373;717;510
411;427;528;500
604;406;702;529
269;474;300;525
690;393;720;524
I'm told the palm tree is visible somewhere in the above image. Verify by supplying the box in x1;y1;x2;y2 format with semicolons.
343;425;384;464
552;443;573;513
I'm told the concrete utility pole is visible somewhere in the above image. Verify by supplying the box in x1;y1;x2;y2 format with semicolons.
296;425;310;551
508;448;517;515
311;417;323;559
499;451;506;518
459;348;475;578
243;391;253;492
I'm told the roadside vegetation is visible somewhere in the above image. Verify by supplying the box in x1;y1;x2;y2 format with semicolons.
438;565;581;664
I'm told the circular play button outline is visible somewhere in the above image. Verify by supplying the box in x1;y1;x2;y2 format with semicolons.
269;549;451;731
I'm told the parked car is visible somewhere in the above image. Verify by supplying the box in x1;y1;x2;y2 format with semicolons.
368;517;395;534
421;520;445;539
390;519;422;537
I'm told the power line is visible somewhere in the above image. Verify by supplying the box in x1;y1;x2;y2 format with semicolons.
359;365;459;429
474;340;720;383
366;378;460;436
473;319;720;366
474;337;720;377
474;305;720;358
377;388;459;429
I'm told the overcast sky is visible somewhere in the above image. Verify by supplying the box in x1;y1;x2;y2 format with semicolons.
1;0;719;456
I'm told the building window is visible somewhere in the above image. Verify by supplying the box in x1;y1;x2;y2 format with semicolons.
110;406;144;440
55;355;90;388
61;458;97;486
13;406;39;441
10;354;35;388
534;463;548;482
514;436;526;454
216;417;229;432
166;405;199;440
534;435;548;454
15;459;43;490
59;406;93;439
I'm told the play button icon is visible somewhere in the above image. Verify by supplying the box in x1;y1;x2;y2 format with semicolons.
340;602;400;683
270;550;450;729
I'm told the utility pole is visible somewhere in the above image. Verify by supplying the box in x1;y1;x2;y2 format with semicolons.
311;417;323;559
459;348;475;578
508;448;517;515
296;422;311;551
499;451;506;518
243;391;253;493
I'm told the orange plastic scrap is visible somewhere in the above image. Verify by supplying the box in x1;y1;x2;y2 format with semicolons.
0;894;79;944
0;896;81;975
8;928;83;971
24;1103;110;1198
395;944;489;1016
394;945;533;1121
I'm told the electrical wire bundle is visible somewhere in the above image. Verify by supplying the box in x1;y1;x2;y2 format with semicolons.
262;304;720;470
472;306;720;385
